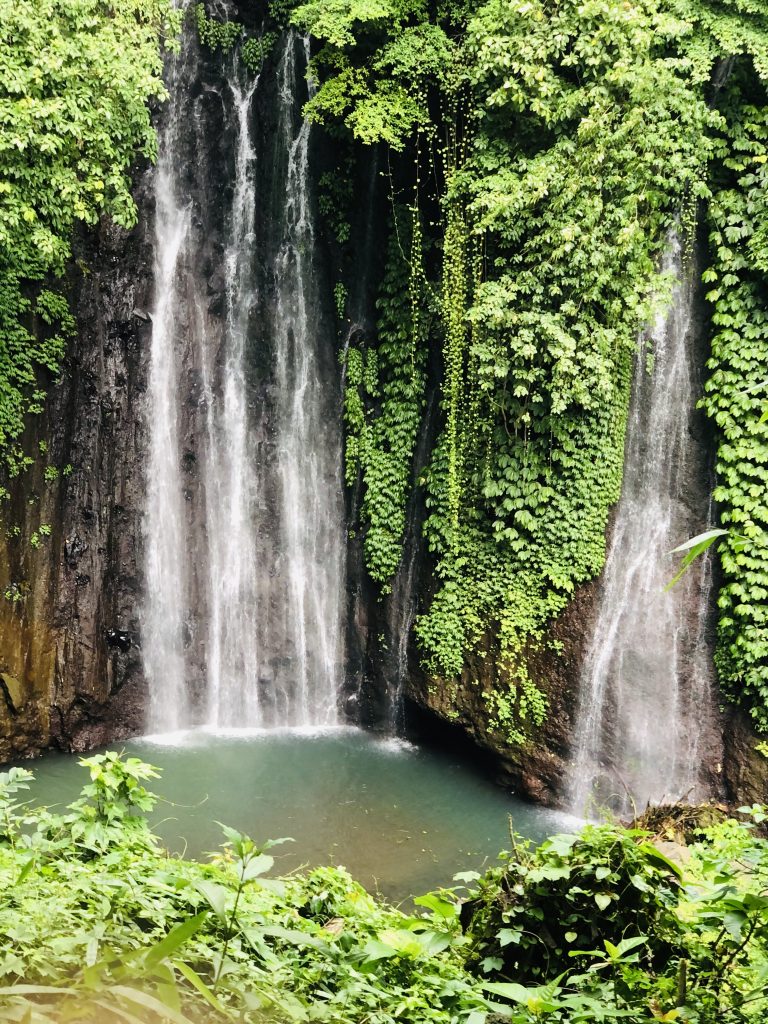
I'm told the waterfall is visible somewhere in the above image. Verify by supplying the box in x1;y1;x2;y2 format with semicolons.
269;34;346;726
568;234;717;815
143;28;195;732
199;68;262;728
142;22;345;732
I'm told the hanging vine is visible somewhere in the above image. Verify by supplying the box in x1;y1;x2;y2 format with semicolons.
702;74;768;730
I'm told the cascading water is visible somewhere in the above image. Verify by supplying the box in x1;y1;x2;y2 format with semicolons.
199;66;262;728
269;34;346;726
568;234;718;815
143;20;346;732
143;27;195;733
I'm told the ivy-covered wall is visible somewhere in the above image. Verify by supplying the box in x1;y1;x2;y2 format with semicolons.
702;67;768;732
289;0;768;743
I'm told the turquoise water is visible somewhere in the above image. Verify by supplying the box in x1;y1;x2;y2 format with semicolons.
17;727;578;899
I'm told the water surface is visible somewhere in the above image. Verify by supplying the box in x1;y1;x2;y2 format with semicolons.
21;729;576;899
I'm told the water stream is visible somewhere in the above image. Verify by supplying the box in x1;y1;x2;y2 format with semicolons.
269;35;345;726
143;26;196;732
201;65;262;728
569;236;717;815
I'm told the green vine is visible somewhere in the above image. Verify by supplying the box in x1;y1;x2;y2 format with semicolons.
296;0;768;736
194;4;279;73
194;4;242;53
702;72;768;730
343;210;429;588
242;33;279;73
0;0;178;488
441;164;471;534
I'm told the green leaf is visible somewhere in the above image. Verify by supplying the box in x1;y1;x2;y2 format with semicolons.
482;981;535;1004
723;909;747;941
110;985;200;1024
193;880;228;922
637;844;684;880
665;530;728;591
142;913;208;970
414;892;459;919
173;960;228;1014
241;854;274;880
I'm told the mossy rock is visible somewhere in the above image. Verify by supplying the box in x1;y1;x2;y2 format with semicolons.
0;673;25;711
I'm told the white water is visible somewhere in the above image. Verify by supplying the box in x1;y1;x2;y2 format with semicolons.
200;67;262;728
143;31;194;732
569;235;715;816
143;25;345;730
270;34;346;726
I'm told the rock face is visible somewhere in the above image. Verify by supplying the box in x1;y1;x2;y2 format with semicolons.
0;14;347;757
399;580;600;807
0;204;153;760
722;710;768;807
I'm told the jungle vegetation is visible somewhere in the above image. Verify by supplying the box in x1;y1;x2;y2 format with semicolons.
2;753;768;1023
2;5;768;1021
283;0;768;736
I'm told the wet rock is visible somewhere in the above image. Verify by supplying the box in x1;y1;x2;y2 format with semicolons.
722;710;768;806
0;673;24;713
401;580;599;807
105;629;134;653
207;269;225;294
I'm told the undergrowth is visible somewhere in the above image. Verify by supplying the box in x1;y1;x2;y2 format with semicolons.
1;753;768;1023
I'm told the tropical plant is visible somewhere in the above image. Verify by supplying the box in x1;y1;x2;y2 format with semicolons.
3;754;768;1024
0;0;179;485
292;0;768;735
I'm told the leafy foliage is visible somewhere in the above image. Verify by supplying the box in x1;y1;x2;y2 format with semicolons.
194;3;243;53
0;755;489;1023
701;70;768;730
461;818;768;1023
194;3;282;73
0;0;178;482
343;211;430;586
461;825;686;984
3;754;768;1024
295;0;768;732
293;0;454;147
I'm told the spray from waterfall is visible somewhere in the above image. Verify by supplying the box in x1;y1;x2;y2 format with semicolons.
568;233;717;815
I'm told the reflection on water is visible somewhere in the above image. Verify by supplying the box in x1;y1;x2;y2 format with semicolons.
21;728;578;898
